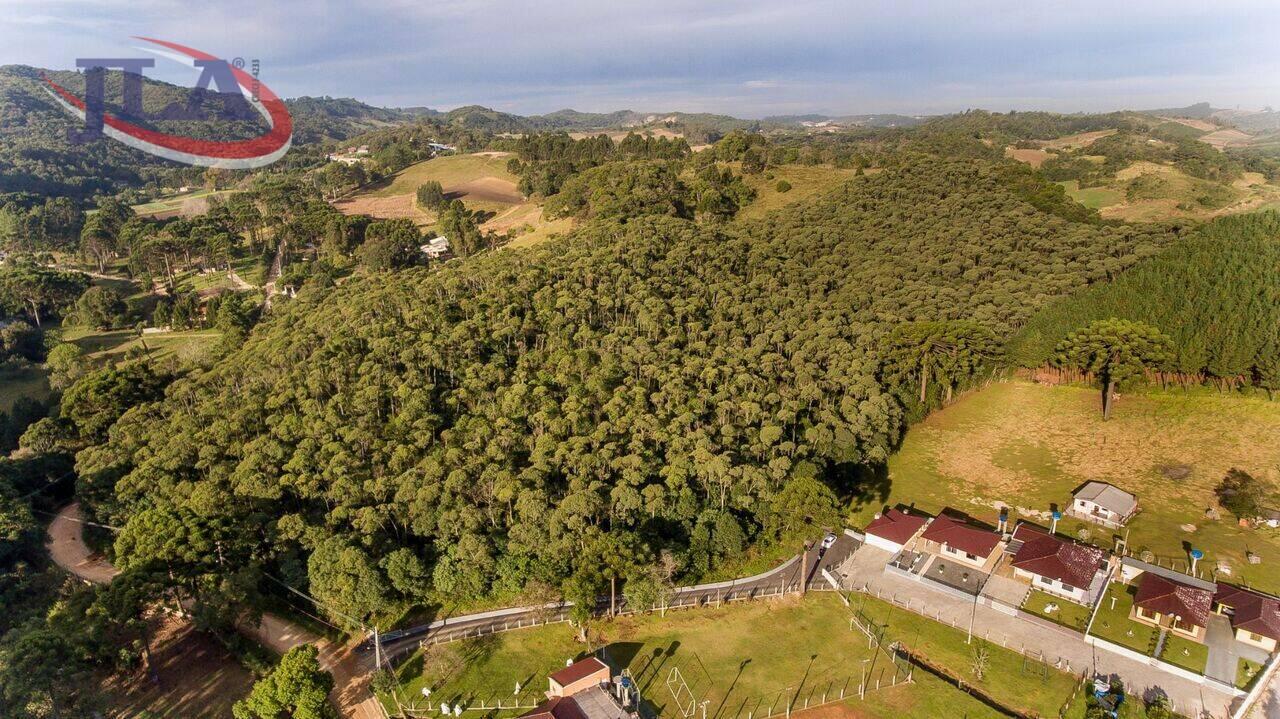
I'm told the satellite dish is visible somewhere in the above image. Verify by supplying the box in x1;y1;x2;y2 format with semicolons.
1191;549;1204;560
1052;510;1062;520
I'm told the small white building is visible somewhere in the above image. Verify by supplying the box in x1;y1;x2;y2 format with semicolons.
1069;481;1138;528
420;236;451;259
863;508;928;554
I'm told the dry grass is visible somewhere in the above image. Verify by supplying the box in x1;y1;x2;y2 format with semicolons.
1040;129;1117;151
859;380;1280;592
735;165;858;221
1200;128;1254;150
1004;147;1054;168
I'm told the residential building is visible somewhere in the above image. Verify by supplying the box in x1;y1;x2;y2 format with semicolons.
920;510;1003;569
1213;584;1280;653
420;236;451;259
548;657;610;697
1069;482;1138;528
519;657;637;719
864;508;928;553
1131;571;1213;640
1009;522;1108;604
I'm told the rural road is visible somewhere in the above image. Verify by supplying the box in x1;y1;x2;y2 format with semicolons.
45;503;383;719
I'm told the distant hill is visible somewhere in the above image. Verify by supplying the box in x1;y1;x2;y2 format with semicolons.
764;113;928;128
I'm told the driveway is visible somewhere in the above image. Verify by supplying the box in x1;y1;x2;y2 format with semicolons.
842;542;1238;718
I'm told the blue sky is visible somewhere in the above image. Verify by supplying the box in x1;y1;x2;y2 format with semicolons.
2;0;1277;117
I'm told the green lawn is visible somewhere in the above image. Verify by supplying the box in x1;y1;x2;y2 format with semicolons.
1058;180;1123;209
382;594;1051;719
735;165;858;221
1088;583;1157;655
0;362;50;412
866;380;1280;594
132;189;236;216
1021;589;1092;632
1158;633;1207;675
1237;657;1264;690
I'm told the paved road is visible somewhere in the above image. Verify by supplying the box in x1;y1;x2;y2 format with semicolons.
836;543;1240;718
376;532;860;662
45;503;383;719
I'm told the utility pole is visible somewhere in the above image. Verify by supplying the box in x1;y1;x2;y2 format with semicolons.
374;625;383;671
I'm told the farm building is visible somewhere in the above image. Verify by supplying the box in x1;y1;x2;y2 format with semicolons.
1009;523;1108;604
863;508;928;553
1213;585;1280;653
1068;482;1138;528
1130;570;1213;640
519;657;637;719
420;236;451;259
919;510;1003;570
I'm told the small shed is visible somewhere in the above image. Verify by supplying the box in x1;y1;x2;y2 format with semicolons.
548;657;611;698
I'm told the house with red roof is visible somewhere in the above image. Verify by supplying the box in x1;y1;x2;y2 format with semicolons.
1213;584;1280;653
919;509;1004;570
863;508;929;553
519;657;637;719
1010;523;1108;604
1131;571;1214;640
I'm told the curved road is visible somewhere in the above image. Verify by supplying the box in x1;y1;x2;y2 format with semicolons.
46;503;382;719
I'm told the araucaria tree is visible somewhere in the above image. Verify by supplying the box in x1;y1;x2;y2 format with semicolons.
1054;318;1171;419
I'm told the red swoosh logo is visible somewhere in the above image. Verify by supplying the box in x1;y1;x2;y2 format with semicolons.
42;37;292;168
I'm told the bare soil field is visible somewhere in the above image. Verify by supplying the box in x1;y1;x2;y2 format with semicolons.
1200;128;1254;149
333;193;429;225
1040;129;1117;150
451;176;523;205
1158;116;1219;132
101;612;254;719
1004;146;1053;167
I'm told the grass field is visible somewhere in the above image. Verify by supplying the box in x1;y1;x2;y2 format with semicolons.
863;380;1280;593
0;362;50;412
1058;180;1123;209
736;165;857;221
62;325;223;364
1158;633;1207;675
384;593;1075;719
1021;590;1091;632
132;189;236;218
1089;584;1157;656
1237;657;1264;690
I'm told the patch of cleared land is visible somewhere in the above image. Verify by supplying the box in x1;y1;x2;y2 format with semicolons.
0;362;50;411
62;325;223;365
1199;128;1254;150
1056;160;1280;222
736;165;858;221
1057;180;1123;210
1004;147;1053;168
567;128;684;142
860;380;1280;593
383;593;1068;719
132;189;236;219
99;613;255;719
334;153;554;237
1040;129;1117;151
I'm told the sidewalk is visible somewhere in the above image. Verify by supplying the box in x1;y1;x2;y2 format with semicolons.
839;546;1238;718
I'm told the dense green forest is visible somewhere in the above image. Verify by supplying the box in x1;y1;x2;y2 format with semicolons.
1010;211;1280;389
68;158;1174;628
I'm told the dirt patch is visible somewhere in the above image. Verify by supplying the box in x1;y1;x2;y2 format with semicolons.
1200;128;1253;150
1041;129;1117;151
333;193;430;225
1113;160;1178;181
1159;116;1218;133
1004;147;1053;168
101;612;254;719
451;176;523;205
484;203;543;233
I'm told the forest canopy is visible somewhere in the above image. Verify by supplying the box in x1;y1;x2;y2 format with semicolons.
79;158;1173;623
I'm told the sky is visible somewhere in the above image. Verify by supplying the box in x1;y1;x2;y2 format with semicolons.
1;0;1278;118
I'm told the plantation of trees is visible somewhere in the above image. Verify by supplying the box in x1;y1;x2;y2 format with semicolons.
70;157;1178;627
1010;211;1280;392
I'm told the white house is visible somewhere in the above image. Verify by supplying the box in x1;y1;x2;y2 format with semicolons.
863;508;928;554
420;236;451;259
1009;523;1107;604
1069;481;1138;528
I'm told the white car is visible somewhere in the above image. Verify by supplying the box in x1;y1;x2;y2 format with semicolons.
821;533;838;550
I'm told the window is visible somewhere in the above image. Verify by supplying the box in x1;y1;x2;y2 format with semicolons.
1247;631;1263;642
1039;576;1052;585
1061;583;1076;592
965;552;977;561
1172;617;1195;633
1136;606;1157;621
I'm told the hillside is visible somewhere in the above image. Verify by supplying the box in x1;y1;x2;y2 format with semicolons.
1010;211;1280;386
81;158;1174;624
